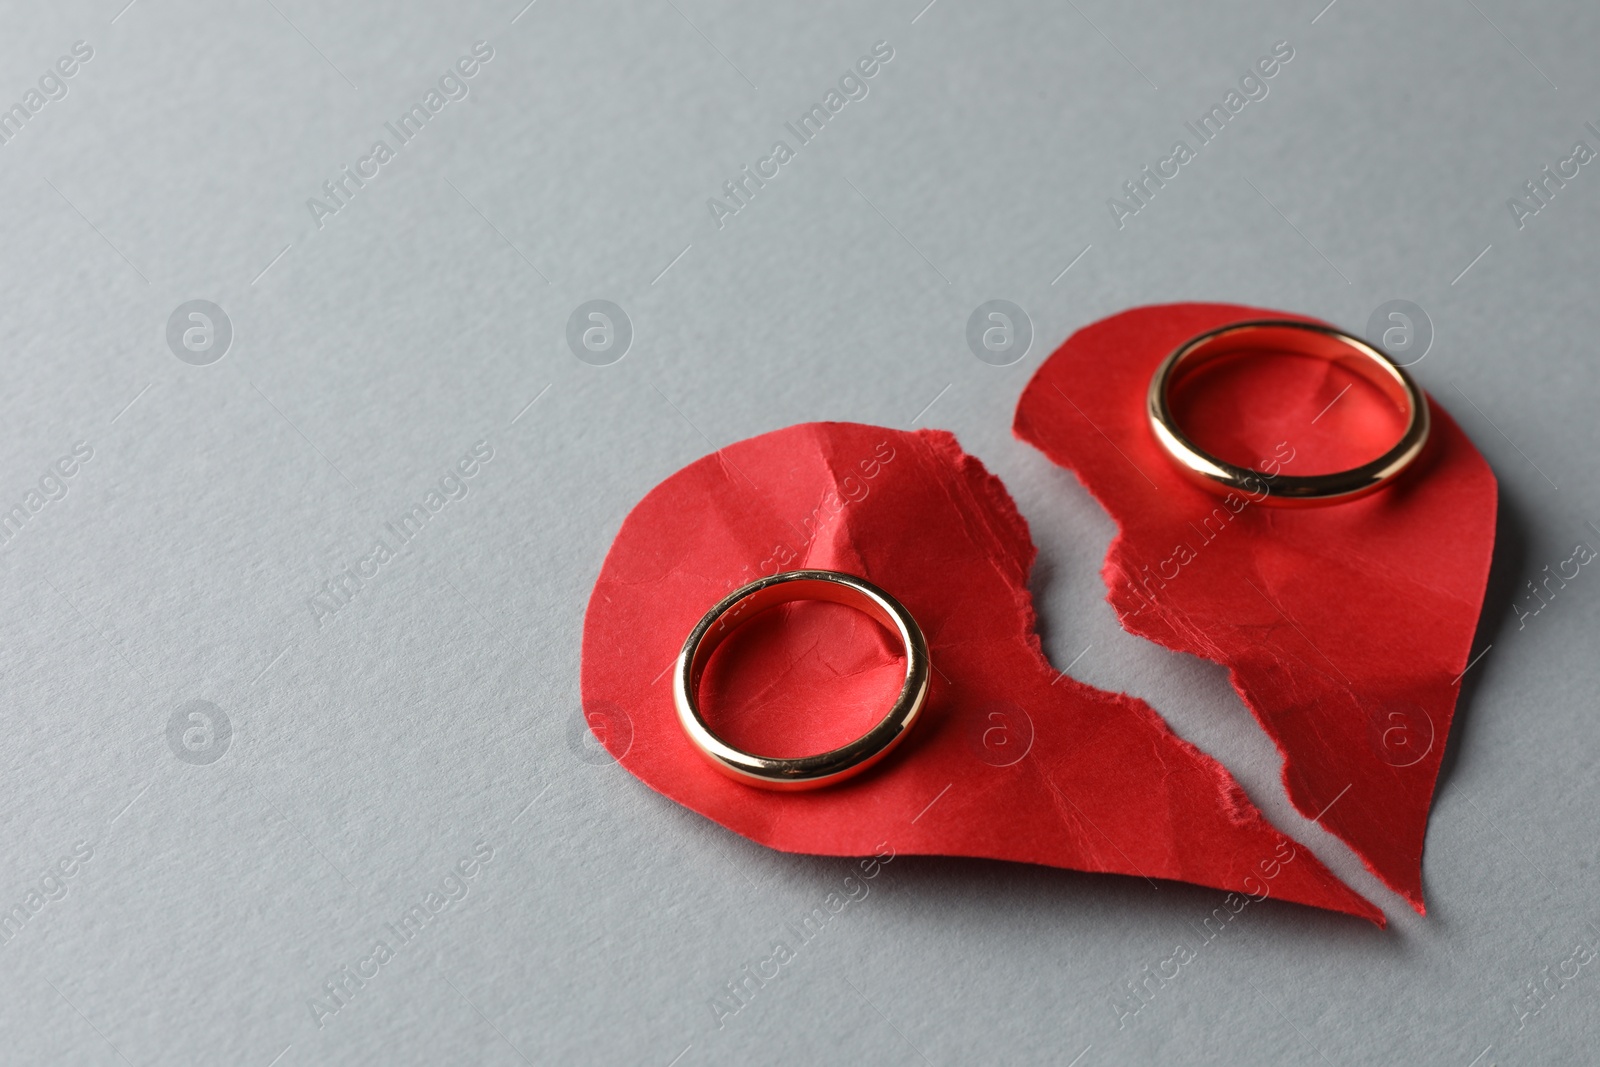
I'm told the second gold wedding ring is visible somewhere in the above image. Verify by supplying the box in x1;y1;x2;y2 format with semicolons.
1148;319;1431;506
674;570;931;790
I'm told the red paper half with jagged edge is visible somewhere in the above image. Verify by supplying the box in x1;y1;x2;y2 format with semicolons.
581;421;1383;924
1013;303;1497;913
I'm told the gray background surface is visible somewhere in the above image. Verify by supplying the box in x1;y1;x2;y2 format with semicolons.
1;0;1597;1064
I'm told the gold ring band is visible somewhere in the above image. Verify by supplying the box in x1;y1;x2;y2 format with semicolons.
674;569;931;790
1147;319;1431;506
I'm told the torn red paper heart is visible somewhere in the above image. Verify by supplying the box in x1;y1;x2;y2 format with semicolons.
581;421;1383;924
1013;303;1498;914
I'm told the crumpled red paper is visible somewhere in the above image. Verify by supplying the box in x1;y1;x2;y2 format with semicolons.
581;421;1384;924
1013;303;1498;913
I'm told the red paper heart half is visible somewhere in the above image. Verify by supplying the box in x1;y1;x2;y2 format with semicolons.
581;421;1383;924
1013;303;1498;914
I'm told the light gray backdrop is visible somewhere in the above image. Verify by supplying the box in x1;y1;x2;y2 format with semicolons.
1;0;1596;1064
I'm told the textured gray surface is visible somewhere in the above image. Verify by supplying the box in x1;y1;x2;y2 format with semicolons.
1;0;1597;1064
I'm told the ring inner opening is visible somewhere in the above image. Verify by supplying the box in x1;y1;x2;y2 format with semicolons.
697;595;906;760
1167;327;1412;477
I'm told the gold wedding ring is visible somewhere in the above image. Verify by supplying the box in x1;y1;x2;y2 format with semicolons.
674;570;931;790
1148;319;1431;506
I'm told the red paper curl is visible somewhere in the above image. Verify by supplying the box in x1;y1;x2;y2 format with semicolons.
1013;303;1498;913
